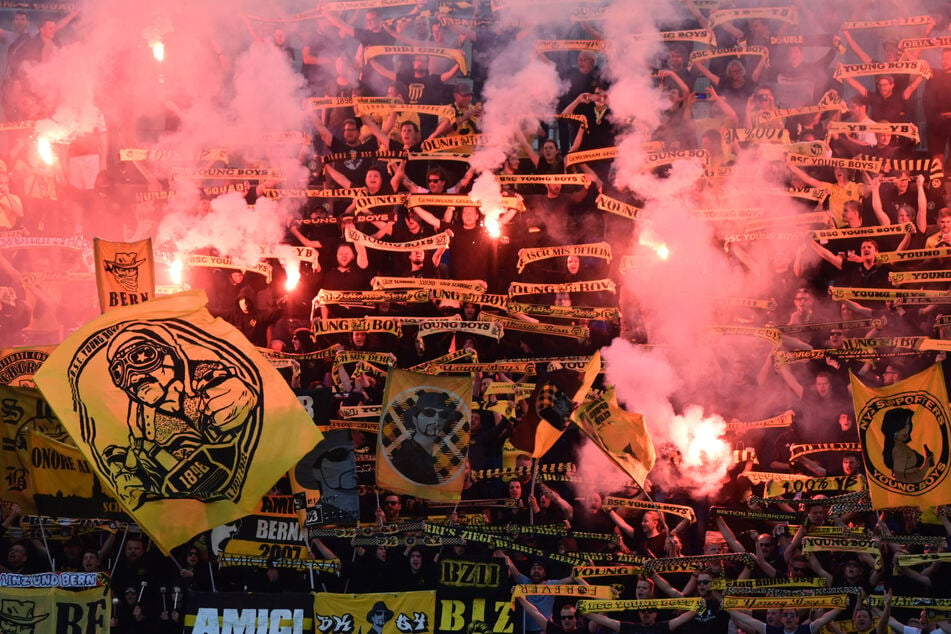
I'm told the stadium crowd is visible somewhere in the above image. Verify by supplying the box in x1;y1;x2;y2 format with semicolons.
1;0;951;633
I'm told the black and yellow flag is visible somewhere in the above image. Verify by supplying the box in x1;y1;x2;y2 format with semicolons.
33;290;323;553
0;385;69;514
26;430;126;519
314;591;437;634
512;353;601;458
571;386;656;489
851;364;951;509
0;586;110;634
376;368;472;501
93;237;155;313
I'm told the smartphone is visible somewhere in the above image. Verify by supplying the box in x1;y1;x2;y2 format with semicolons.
694;92;708;100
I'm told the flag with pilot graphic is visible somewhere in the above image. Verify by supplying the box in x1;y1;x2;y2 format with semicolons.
376;368;472;501
33;290;323;554
571;386;656;489
0;586;110;634
313;591;436;634
850;364;951;510
93;238;156;313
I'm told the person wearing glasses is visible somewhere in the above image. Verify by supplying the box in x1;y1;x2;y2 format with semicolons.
650;569;732;634
515;598;584;634
586;605;699;634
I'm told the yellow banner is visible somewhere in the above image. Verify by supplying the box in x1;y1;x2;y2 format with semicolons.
317;288;430;305
185;254;272;284
867;595;951;611
889;270;951;286
759;90;848;123
721;595;849;610
572;388;655;489
508;279;616;297
829;287;950;302
535;39;606;53
417;317;504;341
565;146;618;167
595;193;642;220
834;60;932;82
708;6;797;29
516;242;611;273
577;598;706;614
514;584;615;599
850;364;951;510
842;15;934;29
93;238;155;314
481;314;589;341
376;369;473;501
726;412;794;432
802;536;882;567
119;148;228;162
877;247;951;264
345;227;451;252
0;586;110;633
787;153;882;173
765;474;866;498
688;46;768;71
827;122;920;144
365;45;469;76
507;302;619;320
643;149;710;171
314;591;437;634
33;290;322;554
372;277;487;293
899;35;951;52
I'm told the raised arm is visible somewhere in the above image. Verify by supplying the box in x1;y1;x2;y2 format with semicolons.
727;610;765;634
809;239;844;269
841;30;872;64
869;175;891;226
916;173;928;233
809;609;843;633
515;596;550;630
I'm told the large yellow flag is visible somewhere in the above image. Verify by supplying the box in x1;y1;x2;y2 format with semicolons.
93;237;156;313
571;386;656;489
33;290;323;553
850;365;951;510
376;368;472;501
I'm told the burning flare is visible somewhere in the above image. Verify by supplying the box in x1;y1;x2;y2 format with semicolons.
150;40;165;63
36;137;56;166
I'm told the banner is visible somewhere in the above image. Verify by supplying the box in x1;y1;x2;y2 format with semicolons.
758;90;847;123
508;279;616;297
480;314;589;341
577;598;706;614
834;60;932;82
0;347;52;387
600;498;695;523
850;365;951;510
829;287;950;303
764;475;865;498
0;385;70;514
842;15;934;29
564;147;618;168
787;154;881;173
314;591;436;634
33;290;323;553
516;242;611;273
595;193;642;220
889;270;951;286
571;387;656;488
726;412;794;432
0;586;110;634
365;45;469;75
290;429;360;527
185;591;314;634
877;247;951;265
507;302;619;321
687;46;769;71
721;595;849;610
811;223;913;241
26;430;127;519
93;238;155;314
826;122;919;144
376;368;473;501
185;253;273;284
345;227;451;252
514;584;615;599
707;6;798;29
372;277;487;293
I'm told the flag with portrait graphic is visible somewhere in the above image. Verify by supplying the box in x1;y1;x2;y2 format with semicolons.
376;368;472;501
850;364;951;510
0;586;110;634
93;238;155;313
0;346;53;387
313;591;436;634
33;290;323;553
